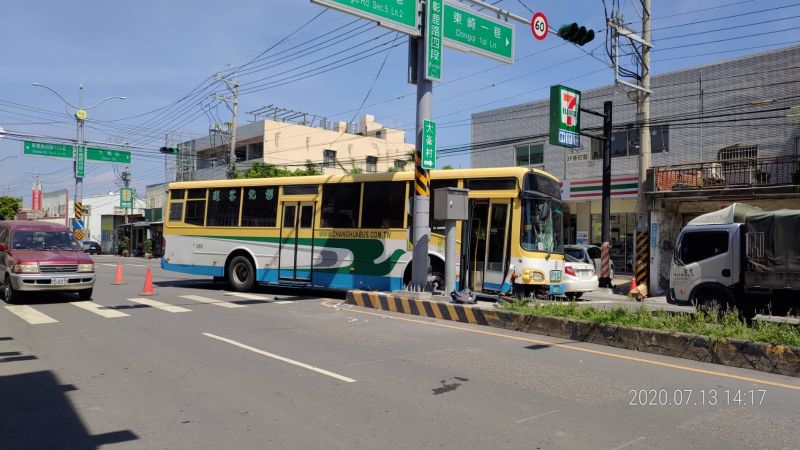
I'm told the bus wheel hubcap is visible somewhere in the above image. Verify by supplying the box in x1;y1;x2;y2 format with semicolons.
234;264;248;284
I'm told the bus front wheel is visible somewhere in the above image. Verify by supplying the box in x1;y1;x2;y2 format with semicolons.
226;255;255;292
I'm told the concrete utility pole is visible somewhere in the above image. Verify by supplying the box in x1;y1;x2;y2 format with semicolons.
32;82;125;241
410;11;433;291
121;167;131;224
213;68;239;179
636;0;653;292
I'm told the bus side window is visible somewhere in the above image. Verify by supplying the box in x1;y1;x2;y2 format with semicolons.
321;183;361;228
185;189;207;226
362;182;405;229
206;188;241;227
241;187;278;227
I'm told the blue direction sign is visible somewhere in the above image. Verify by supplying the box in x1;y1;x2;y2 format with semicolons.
73;219;85;230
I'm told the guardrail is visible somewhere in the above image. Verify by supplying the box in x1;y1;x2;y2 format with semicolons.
653;155;800;192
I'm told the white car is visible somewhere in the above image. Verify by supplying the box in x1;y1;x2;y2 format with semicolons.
563;255;598;300
564;244;614;279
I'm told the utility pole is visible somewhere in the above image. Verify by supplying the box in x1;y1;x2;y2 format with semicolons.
121;167;131;224
213;68;239;179
410;9;433;291
638;0;654;294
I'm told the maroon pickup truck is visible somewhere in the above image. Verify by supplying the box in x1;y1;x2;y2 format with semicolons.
0;221;95;304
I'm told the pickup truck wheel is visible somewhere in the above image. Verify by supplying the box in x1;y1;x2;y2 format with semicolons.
78;288;93;301
3;275;19;305
693;289;733;315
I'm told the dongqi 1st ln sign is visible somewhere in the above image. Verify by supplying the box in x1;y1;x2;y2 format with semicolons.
549;85;581;148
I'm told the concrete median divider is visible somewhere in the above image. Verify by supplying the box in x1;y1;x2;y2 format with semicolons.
345;290;800;378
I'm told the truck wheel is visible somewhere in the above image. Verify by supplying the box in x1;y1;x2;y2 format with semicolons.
566;292;583;300
226;255;255;292
693;289;733;315
3;275;20;305
78;288;93;301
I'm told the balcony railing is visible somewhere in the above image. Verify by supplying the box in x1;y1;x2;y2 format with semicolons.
653;155;800;192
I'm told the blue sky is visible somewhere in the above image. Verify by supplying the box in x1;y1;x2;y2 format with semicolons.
2;0;799;205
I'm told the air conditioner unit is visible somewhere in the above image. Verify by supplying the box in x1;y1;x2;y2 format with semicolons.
704;162;724;181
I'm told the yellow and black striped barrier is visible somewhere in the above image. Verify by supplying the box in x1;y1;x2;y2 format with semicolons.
414;154;429;196
635;231;649;288
74;202;83;221
346;290;499;326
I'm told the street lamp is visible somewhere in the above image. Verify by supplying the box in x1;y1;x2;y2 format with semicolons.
32;82;125;241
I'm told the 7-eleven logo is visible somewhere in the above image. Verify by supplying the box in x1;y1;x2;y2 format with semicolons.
561;91;579;127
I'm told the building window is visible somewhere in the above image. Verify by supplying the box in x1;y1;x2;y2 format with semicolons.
718;145;757;161
241;187;279;227
593;125;669;159
321;183;361;228
206;188;241;227
235;146;246;162
323;149;337;168
394;159;407;171
362;182;405;228
249;142;264;160
366;156;378;173
514;143;544;166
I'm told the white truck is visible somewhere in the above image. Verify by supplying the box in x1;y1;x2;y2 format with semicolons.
668;203;800;316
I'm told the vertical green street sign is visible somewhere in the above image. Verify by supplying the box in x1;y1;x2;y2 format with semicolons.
442;1;514;64
86;147;132;164
120;187;134;209
23;140;74;159
76;146;86;178
311;0;420;36
421;119;437;170
549;85;582;148
425;0;444;81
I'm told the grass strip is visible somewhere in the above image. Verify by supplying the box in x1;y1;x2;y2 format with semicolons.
502;301;800;347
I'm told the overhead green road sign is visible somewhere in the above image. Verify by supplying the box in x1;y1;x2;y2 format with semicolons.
425;0;444;81
87;147;131;164
23;140;74;159
443;1;514;64
311;0;420;36
77;146;85;178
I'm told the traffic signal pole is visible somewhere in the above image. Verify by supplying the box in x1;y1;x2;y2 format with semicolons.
410;9;433;291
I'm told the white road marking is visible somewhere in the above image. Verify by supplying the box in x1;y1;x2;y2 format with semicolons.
203;333;356;383
127;298;191;313
101;263;118;267
516;409;560;424
586;300;614;304
5;305;58;325
71;301;130;318
274;300;294;304
613;436;646;450
223;292;268;300
180;295;246;309
127;264;146;268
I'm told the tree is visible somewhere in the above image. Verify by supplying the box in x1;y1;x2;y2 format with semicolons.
0;196;22;220
235;160;321;179
441;165;454;170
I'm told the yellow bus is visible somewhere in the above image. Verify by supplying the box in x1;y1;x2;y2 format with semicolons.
161;167;565;296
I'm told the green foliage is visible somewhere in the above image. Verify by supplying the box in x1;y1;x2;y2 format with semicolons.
143;239;153;255
441;165;454;170
503;301;800;347
235;161;321;179
347;158;363;175
0;196;22;220
117;236;130;254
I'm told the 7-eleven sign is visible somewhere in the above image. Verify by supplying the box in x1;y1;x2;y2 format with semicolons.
549;85;581;148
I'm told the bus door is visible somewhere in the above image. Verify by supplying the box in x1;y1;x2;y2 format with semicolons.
279;201;315;281
468;199;510;292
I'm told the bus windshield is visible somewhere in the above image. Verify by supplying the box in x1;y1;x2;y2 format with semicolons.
521;197;563;254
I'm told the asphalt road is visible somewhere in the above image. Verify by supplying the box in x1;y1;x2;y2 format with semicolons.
2;255;799;449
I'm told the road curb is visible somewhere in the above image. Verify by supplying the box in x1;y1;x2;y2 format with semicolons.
345;290;800;378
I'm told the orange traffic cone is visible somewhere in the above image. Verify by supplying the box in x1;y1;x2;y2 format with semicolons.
140;267;156;296
111;263;126;285
628;276;638;297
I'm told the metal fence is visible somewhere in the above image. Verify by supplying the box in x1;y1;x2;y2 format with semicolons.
653;155;800;192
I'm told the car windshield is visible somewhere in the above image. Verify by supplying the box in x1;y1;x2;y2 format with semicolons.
521;197;563;253
12;230;80;250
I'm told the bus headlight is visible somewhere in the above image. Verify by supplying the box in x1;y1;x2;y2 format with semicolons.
531;272;545;282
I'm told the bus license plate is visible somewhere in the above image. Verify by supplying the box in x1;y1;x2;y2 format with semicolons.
52;278;67;286
550;270;562;282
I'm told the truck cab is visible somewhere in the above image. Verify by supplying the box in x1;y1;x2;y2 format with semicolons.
669;223;743;306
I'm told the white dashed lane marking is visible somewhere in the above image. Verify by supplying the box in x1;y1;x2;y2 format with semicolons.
127;298;192;313
5;305;59;325
71;301;130;318
180;295;246;309
224;292;269;300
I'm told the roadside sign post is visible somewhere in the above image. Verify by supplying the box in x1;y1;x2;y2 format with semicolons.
442;1;514;64
531;12;548;41
120;188;134;209
76;145;86;178
86;147;131;164
549;85;581;148
23;141;74;159
425;0;444;81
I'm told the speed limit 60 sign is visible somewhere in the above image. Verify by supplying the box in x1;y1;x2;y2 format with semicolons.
531;12;548;40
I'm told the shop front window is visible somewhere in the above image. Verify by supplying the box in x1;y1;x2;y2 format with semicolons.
591;213;635;273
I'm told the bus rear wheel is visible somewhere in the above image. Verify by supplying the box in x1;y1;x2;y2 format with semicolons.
226;255;255;292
